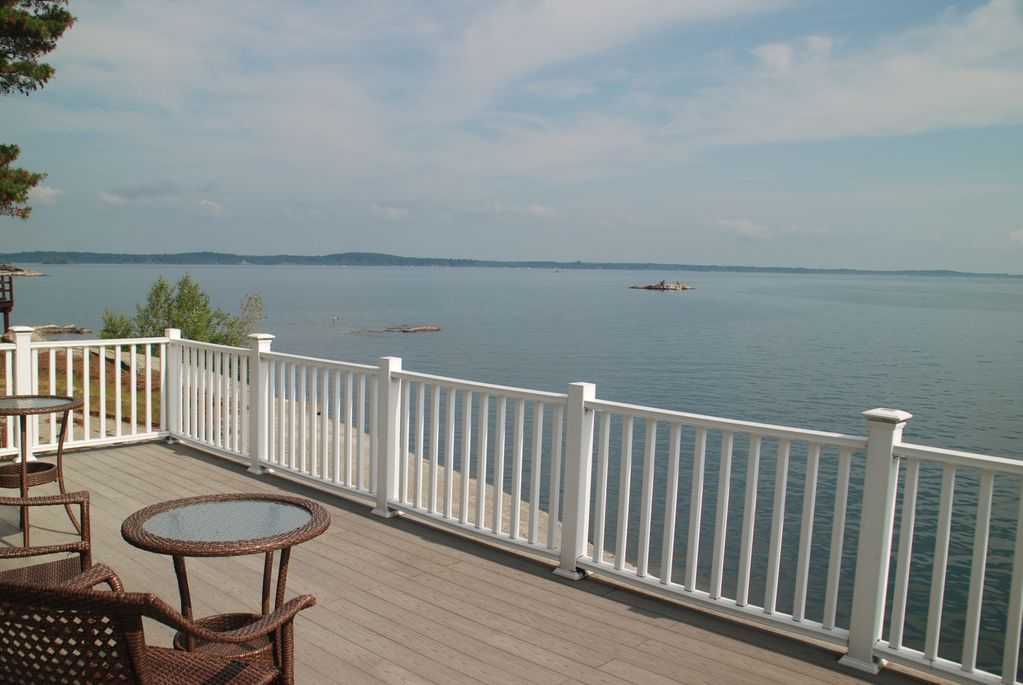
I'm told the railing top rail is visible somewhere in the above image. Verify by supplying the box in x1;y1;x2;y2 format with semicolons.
394;369;567;404
31;337;170;350
0;342;13;351
587;398;868;449
895;441;1023;476
263;350;378;373
176;339;248;354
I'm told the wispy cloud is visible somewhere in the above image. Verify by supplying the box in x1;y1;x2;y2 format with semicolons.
28;186;63;205
1010;229;1023;244
715;219;827;240
372;204;410;221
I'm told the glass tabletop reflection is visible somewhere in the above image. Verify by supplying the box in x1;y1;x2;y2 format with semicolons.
142;500;313;543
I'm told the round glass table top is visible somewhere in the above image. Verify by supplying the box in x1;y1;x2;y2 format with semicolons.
122;493;330;557
143;500;311;543
0;395;81;415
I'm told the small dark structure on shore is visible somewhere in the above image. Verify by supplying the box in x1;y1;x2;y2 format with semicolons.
0;275;12;333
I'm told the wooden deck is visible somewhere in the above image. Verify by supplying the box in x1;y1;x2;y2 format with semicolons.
2;441;943;685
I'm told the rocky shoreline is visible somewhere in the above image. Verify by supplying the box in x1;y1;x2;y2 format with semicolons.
629;280;694;291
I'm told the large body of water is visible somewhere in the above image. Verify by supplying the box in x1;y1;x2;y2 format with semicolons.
15;263;1021;459
12;263;1023;672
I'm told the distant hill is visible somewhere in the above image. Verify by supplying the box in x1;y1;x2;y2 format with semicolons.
0;251;1017;278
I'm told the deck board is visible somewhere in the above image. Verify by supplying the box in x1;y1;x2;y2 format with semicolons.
1;441;945;684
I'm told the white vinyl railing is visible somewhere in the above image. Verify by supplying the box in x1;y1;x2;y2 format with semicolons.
387;368;567;560
572;398;866;645
877;444;1023;685
4;326;1020;684
261;350;377;498
1;328;166;457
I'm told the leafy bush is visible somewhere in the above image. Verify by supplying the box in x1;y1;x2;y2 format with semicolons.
101;274;263;347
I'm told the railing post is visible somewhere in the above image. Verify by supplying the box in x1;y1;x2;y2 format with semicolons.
840;407;913;673
555;382;596;580
164;328;181;439
372;356;402;518
247;333;275;475
11;326;36;460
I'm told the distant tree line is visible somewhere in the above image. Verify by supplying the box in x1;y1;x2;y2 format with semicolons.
0;251;1014;278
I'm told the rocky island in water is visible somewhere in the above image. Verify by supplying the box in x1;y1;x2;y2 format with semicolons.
630;280;694;291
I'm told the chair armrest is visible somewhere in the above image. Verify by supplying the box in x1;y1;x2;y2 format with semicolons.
55;563;124;591
0;490;89;508
148;594;317;645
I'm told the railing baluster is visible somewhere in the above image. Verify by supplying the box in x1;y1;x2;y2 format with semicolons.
82;348;90;439
459;390;472;524
343;370;353;484
416;382;426;509
369;373;378;493
824;447;852;630
793;444;821;622
300;365;309;473
593;412;611;564
710;430;734;599
510;398;525;539
491;396;506;532
737;435;762;607
98;345;107;440
685;427;707;591
476;392;489;529
661;423;682;586
114;346;123;437
129;344;138;436
444;388;456;518
925;464;956;662
1003;479;1023;683
431;385;442;515
332;369;341;483
319;368;329;477
637;418;657;578
401;378;413;500
49;349;57;443
528;402;545;544
547;403;564;550
145;345;152;434
764;439;790;614
961;470;994;673
889;457;920;648
356;374;366;489
615;416;634;572
288;362;297;469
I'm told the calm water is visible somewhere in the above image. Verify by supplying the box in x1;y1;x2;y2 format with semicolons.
15;264;1022;458
13;263;1023;672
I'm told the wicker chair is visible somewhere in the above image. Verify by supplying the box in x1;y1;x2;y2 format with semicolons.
0;490;123;590
0;580;316;684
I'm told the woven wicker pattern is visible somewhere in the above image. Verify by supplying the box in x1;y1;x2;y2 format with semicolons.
0;491;122;590
0;581;315;684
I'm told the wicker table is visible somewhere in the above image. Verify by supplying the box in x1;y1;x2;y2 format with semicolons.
121;493;330;660
0;395;83;546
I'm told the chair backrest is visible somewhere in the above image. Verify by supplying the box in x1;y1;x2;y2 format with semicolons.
0;491;91;564
0;582;151;683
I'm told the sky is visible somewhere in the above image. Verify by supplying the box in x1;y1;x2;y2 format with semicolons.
2;0;1022;272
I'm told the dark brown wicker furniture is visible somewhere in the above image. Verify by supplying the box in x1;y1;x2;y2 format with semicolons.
0;579;316;684
0;395;83;546
0;490;122;590
121;493;329;666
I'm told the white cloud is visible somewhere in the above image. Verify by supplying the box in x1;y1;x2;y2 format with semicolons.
28;186;63;205
192;199;226;218
1009;229;1023;244
683;0;1023;146
716;219;773;240
473;202;555;223
372;204;410;221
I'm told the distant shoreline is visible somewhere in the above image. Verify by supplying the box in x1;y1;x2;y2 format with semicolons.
0;251;1018;279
